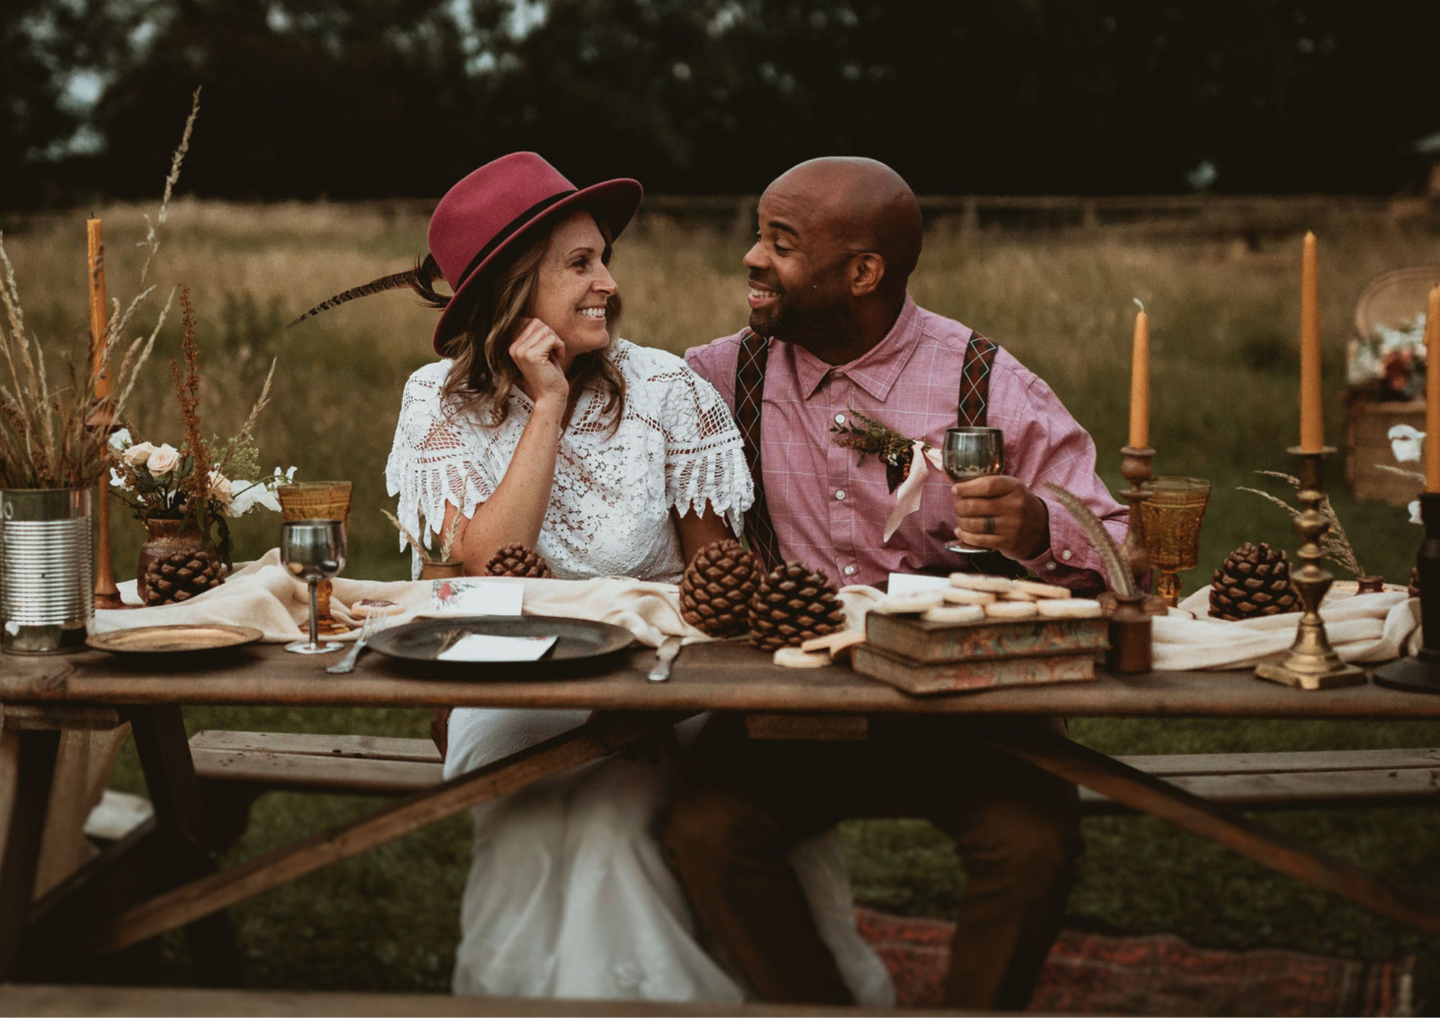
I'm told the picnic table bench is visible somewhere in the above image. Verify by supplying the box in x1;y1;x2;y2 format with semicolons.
3;639;1440;1000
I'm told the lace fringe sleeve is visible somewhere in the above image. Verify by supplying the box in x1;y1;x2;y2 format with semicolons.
657;361;755;535
384;363;498;552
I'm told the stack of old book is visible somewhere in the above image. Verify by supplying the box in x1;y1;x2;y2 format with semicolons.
850;575;1109;695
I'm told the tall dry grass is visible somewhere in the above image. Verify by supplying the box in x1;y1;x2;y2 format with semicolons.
2;200;1432;586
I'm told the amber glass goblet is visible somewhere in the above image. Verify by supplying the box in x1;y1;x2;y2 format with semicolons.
277;481;352;635
1139;476;1211;608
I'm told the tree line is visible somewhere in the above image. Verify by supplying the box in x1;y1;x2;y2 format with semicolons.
4;0;1439;206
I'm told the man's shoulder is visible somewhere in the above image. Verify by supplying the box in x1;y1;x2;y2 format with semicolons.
906;302;978;360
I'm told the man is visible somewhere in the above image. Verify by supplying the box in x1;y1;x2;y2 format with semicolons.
668;157;1128;1009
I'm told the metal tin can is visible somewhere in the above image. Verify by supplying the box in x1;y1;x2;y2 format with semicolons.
0;487;94;654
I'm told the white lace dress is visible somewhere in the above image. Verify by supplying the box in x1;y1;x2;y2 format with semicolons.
385;340;894;1005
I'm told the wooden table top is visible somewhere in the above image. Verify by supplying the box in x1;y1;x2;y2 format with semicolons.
4;641;1440;718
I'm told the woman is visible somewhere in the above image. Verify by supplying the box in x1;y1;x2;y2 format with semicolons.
303;153;891;1003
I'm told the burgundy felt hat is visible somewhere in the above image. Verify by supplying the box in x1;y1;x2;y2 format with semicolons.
428;152;642;353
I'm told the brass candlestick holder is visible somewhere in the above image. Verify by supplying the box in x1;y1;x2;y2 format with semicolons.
1120;446;1154;584
1254;448;1365;690
1374;491;1440;693
1100;446;1167;616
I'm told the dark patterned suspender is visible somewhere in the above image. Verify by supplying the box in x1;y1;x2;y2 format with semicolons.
958;332;999;427
956;331;1027;578
733;330;784;571
733;328;1011;576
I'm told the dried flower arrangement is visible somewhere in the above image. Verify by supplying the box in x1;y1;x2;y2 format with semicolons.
109;287;287;568
0;91;202;490
831;407;937;491
1237;471;1365;578
384;509;463;565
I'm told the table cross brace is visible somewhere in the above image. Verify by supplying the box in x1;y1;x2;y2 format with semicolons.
981;722;1440;936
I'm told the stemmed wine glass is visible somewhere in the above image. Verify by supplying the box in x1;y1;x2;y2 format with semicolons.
942;426;1005;554
282;519;347;654
278;481;353;635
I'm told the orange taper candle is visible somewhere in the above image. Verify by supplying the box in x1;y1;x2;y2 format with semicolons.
1426;285;1440;492
1128;305;1150;448
87;218;111;399
1298;231;1323;453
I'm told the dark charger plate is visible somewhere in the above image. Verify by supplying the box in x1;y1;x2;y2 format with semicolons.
366;615;635;679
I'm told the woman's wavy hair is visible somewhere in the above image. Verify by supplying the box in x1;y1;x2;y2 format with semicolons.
437;213;625;433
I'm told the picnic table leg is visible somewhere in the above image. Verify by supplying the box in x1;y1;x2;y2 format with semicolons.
123;705;239;986
979;721;1440;936
0;714;60;980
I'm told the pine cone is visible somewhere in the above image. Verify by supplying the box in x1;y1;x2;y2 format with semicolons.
484;542;554;579
144;550;225;606
1209;542;1298;621
680;539;761;637
748;561;847;651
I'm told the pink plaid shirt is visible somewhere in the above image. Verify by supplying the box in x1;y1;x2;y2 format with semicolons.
684;296;1128;590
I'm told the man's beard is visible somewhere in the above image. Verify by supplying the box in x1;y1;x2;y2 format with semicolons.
750;288;849;355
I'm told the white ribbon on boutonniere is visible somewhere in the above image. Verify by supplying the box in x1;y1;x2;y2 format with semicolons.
883;441;945;542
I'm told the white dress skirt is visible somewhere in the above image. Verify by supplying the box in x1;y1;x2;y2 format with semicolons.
387;342;894;1004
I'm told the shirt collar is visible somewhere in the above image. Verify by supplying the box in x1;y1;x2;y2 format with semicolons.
791;295;925;401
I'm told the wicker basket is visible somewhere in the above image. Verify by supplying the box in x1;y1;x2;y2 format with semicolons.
276;482;352;524
1353;266;1440;340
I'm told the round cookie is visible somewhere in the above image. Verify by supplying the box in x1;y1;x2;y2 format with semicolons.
922;604;985;624
875;591;946;615
941;587;996;606
1036;598;1104;619
1013;579;1072;600
351;598;403;617
949;573;1015;594
984;600;1039;620
773;647;832;669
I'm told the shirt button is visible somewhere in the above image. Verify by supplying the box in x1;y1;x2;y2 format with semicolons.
1061;549;1073;561
843;565;856;576
834;413;846;425
835;490;847;501
1045;562;1057;571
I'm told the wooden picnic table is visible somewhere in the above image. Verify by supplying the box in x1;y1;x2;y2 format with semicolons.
2;640;1440;995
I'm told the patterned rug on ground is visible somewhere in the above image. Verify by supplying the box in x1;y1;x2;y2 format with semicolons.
854;907;1416;1016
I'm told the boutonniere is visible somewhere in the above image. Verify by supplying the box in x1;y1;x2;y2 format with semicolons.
830;408;944;542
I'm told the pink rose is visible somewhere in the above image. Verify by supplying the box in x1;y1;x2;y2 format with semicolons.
147;444;180;476
123;441;155;467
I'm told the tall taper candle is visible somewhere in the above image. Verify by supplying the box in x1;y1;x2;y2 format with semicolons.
1426;285;1440;492
86;218;110;399
1299;231;1323;452
1128;306;1150;449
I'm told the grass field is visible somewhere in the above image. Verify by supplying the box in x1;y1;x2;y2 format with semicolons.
5;199;1440;1004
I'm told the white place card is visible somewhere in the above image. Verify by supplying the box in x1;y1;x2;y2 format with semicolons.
437;634;558;663
887;572;952;596
429;578;523;616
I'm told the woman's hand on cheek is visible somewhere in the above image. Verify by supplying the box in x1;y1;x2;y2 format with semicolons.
511;318;570;410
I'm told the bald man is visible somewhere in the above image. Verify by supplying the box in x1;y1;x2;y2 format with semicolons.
670;158;1127;1008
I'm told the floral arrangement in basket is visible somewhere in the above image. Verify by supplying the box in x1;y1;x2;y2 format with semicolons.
1347;313;1428;401
109;288;289;569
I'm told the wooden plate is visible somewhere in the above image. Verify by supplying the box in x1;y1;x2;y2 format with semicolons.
87;624;265;656
367;615;634;678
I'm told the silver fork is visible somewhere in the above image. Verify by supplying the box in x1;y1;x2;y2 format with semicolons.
327;612;383;674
